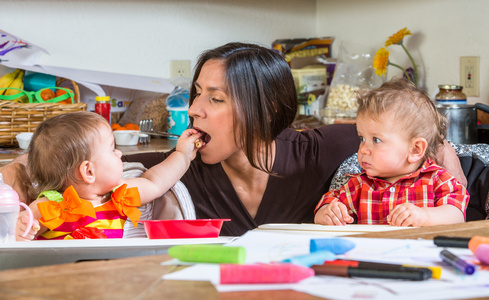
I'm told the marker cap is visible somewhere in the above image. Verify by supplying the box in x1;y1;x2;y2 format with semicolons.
220;263;314;284
168;245;246;264
468;236;489;254
282;250;336;267
310;238;356;254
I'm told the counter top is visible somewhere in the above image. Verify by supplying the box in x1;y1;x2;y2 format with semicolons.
0;137;176;165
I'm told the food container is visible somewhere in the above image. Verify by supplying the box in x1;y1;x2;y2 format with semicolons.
140;219;230;239
113;130;141;146
15;132;33;149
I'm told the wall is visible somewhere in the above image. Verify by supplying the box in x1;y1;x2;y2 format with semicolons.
317;0;489;104
1;0;316;80
2;0;488;105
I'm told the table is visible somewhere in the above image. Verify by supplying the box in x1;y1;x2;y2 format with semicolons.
1;220;488;300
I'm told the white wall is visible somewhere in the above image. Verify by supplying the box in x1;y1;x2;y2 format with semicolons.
2;0;488;105
317;0;489;104
1;0;316;79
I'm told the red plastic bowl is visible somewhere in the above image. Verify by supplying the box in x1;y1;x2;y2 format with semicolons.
140;219;230;239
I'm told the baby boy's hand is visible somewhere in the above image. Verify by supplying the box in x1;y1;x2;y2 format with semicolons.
15;212;40;241
387;203;427;227
314;200;354;226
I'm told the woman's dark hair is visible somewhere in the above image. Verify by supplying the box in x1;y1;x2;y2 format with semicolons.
190;42;297;174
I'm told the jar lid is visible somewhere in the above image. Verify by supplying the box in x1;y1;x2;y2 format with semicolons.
438;84;463;90
95;96;110;101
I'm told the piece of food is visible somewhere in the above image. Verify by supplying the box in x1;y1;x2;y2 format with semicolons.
195;139;202;148
40;89;55;101
56;88;73;104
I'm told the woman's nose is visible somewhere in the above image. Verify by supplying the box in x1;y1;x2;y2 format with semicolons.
188;97;204;119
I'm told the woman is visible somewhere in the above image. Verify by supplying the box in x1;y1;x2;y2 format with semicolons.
124;43;364;235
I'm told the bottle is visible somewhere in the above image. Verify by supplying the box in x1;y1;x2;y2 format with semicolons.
435;85;467;105
95;96;111;123
0;173;33;243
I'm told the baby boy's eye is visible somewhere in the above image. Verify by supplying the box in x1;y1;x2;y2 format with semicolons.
359;136;365;142
373;137;381;144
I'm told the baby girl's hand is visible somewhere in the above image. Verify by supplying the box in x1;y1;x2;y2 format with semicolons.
175;129;203;161
314;200;354;226
387;203;427;227
16;212;40;241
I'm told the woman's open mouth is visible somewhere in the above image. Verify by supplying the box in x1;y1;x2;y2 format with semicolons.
194;128;211;146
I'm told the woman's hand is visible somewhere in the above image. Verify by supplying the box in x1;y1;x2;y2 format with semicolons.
314;201;354;226
435;140;467;187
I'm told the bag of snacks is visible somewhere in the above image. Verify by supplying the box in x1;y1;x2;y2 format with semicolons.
326;42;385;116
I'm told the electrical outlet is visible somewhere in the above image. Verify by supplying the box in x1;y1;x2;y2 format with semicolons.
170;60;191;78
460;56;480;97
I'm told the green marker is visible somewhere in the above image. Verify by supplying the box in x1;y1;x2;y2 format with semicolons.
168;245;246;264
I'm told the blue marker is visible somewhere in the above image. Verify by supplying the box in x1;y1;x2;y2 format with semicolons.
310;238;356;254
440;249;475;275
282;250;336;267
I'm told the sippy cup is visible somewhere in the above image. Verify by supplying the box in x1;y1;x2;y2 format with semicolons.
0;173;33;243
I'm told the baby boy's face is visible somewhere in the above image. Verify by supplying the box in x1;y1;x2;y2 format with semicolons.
355;112;415;183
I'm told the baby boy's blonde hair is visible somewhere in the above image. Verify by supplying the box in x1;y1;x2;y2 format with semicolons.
356;78;447;160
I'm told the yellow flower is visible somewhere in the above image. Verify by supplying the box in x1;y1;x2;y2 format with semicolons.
385;27;412;47
373;48;390;77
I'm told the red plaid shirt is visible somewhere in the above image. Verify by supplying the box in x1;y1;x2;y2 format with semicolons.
315;159;469;224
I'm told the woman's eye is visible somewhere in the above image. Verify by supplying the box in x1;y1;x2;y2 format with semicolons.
373;137;381;143
211;98;224;103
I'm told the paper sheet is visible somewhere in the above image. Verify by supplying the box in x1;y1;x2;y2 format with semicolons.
0;29;175;95
162;229;489;299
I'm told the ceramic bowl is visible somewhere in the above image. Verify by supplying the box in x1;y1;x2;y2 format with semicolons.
113;130;140;146
16;132;33;150
140;219;230;239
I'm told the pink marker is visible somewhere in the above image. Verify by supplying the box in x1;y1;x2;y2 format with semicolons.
475;244;489;265
220;263;314;284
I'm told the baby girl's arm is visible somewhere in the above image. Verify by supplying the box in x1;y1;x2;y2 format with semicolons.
124;129;201;205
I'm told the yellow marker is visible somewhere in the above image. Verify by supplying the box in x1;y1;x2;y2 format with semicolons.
404;264;442;279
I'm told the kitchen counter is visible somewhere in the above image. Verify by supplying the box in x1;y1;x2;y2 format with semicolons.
0;137;176;166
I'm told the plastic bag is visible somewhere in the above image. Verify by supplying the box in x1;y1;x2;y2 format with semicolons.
326;42;385;112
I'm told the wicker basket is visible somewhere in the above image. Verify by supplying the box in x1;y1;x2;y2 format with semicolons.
0;79;86;146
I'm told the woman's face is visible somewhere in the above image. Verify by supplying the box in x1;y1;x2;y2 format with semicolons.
188;59;240;165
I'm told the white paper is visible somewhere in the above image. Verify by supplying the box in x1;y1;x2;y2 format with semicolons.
0;29;175;95
162;229;489;299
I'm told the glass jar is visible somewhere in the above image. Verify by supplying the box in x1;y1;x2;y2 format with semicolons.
95;96;111;123
435;85;467;105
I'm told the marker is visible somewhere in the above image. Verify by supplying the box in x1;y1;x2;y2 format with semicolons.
282;250;336;267
475;244;489;265
311;264;431;281
168;245;246;264
323;259;439;279
310;238;356;254
220;263;314;284
439;249;475;275
433;236;489;251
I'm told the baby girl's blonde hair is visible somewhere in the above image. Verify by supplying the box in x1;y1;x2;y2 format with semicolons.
356;78;447;160
27;111;110;197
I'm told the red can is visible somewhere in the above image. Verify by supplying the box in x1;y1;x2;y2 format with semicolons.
95;96;111;123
